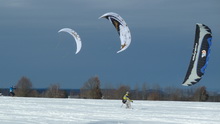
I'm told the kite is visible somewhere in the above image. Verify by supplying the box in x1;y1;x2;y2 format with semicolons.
58;28;82;54
99;12;131;53
182;23;212;86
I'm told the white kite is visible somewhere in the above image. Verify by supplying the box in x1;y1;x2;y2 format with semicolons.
58;28;82;54
99;12;131;53
182;23;212;86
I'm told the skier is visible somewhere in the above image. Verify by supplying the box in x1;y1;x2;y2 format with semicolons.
122;91;133;109
9;86;15;96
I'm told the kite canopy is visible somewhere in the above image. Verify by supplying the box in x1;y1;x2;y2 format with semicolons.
99;12;131;53
58;28;82;54
182;23;212;86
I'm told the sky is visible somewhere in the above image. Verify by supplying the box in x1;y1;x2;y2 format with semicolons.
0;0;220;91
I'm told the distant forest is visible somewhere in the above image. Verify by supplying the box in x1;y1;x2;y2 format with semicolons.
1;76;220;102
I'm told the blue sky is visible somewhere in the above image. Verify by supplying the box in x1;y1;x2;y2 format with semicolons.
0;0;220;91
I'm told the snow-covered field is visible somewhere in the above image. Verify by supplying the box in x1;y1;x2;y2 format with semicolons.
0;96;220;124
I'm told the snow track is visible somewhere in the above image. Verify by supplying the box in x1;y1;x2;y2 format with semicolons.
0;97;220;124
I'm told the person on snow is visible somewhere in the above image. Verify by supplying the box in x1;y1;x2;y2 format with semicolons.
9;86;15;96
122;91;133;109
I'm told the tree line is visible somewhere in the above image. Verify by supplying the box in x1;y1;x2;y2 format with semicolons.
1;76;220;102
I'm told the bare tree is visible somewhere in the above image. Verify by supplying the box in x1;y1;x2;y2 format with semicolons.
185;88;194;101
115;85;130;99
192;86;209;101
15;76;33;97
69;90;80;98
164;86;182;101
134;83;140;100
45;84;67;98
30;90;40;97
102;83;116;99
141;83;147;100
148;92;160;100
147;84;162;100
80;76;102;99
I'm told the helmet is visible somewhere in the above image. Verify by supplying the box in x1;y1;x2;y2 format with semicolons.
126;91;129;96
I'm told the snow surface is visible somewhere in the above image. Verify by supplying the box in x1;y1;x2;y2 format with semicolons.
0;97;220;124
